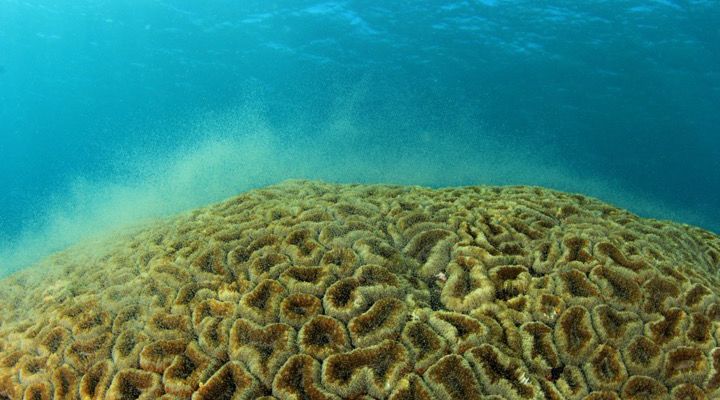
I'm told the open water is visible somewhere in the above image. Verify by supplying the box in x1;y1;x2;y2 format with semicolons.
1;0;718;275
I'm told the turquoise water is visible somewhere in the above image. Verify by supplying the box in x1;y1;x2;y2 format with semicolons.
0;0;718;274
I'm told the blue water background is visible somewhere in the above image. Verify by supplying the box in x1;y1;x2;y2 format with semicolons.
1;0;719;274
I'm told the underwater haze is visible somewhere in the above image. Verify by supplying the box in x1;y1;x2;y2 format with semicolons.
0;0;719;275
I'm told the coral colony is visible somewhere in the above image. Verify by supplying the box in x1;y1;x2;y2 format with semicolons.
1;180;719;399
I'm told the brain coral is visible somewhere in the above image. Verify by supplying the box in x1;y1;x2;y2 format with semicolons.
1;180;720;400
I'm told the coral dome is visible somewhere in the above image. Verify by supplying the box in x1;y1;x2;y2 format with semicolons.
1;180;719;399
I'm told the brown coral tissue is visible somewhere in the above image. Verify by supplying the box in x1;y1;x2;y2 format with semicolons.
1;180;719;399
